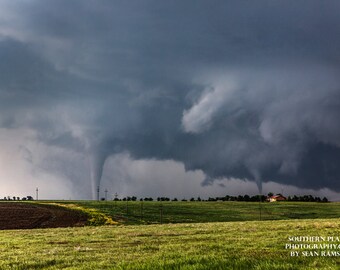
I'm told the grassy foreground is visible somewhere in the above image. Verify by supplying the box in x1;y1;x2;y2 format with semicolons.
1;218;340;269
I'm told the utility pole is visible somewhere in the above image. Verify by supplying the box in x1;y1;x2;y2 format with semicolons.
105;189;108;201
97;186;100;201
36;187;39;201
259;194;262;221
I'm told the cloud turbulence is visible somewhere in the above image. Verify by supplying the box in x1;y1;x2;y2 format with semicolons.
0;1;340;199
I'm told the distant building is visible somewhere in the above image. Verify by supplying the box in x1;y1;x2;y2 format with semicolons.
266;194;286;202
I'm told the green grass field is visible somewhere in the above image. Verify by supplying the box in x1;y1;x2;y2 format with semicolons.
1;218;340;269
51;201;340;225
2;201;340;269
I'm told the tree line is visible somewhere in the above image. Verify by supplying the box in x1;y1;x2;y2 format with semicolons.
1;196;34;201
109;194;328;202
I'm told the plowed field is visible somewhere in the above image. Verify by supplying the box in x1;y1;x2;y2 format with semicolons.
0;203;87;230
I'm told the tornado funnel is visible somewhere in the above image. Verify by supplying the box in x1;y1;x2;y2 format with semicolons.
89;152;107;200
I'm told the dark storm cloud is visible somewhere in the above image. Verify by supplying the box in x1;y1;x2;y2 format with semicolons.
1;0;340;195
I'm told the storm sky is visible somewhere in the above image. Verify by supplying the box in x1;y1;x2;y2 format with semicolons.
0;1;340;200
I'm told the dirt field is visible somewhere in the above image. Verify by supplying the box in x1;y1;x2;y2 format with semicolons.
0;202;87;230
